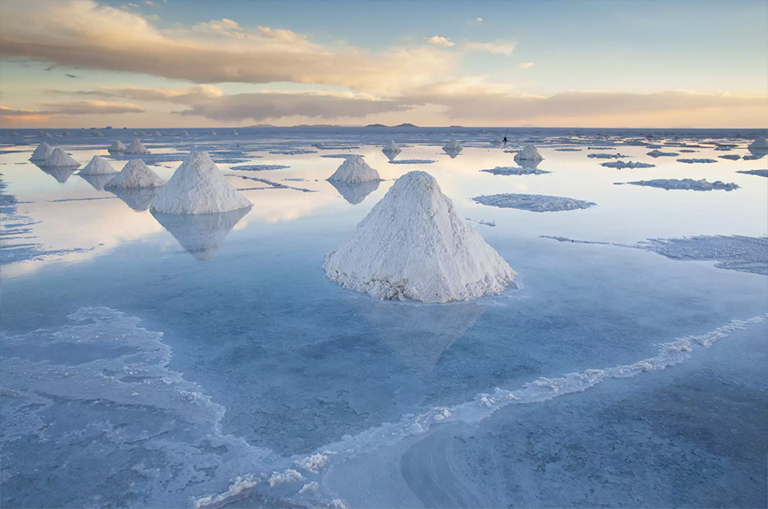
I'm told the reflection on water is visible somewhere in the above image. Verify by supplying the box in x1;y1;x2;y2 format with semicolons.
327;180;381;205
108;188;159;212
79;173;115;191
151;207;251;261
443;147;462;159
36;164;77;183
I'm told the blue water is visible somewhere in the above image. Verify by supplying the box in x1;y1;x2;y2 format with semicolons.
1;128;766;508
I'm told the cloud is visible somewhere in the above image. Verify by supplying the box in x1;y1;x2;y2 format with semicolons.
519;62;534;69
468;17;483;26
0;0;455;94
0;105;48;119
425;36;454;47
176;91;410;122
51;85;224;105
66;73;81;78
465;41;515;56
43;100;144;115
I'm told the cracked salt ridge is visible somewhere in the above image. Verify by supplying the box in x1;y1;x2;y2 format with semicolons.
228;174;317;193
542;235;768;276
230;164;290;171
197;313;767;509
737;170;768;178
473;193;595;212
480;166;551;175
616;178;739;191
387;159;437;164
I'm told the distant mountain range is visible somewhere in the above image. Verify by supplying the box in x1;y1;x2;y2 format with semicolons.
364;123;419;128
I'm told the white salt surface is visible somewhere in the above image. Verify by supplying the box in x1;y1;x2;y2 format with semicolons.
30;142;54;161
647;150;680;157
327;155;380;183
79;155;117;175
620;178;739;191
718;154;740;160
151;152;251;214
108;140;126;153
601;161;656;169
587;153;629;159
105;159;166;189
324;171;516;303
41;148;79;168
124;139;151;155
473;193;596;212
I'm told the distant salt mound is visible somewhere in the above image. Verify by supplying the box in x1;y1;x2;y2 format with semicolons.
647;150;680;157
473;193;596;212
182;130;189;136
620;178;739;191
232;130;239;136
124;139;151;155
41;148;79;168
151;151;251;214
677;158;717;164
105;159;166;189
211;130;217;136
10;130;18;136
63;131;71;136
481;166;551;175
382;139;401;155
443;138;462;154
748;137;768;151
514;145;544;165
327;155;380;183
92;131;104;137
79;155;117;175
153;131;162;137
324;171;516;303
601;160;656;169
39;131;53;138
108;140;127;153
30;142;54;161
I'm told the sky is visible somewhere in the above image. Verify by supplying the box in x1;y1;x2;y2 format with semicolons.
0;0;766;128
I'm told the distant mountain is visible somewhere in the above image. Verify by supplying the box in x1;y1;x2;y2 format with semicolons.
293;124;341;127
365;123;388;128
394;123;418;128
247;124;274;127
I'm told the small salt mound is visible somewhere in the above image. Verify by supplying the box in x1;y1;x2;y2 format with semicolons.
153;131;162;137
150;151;251;214
63;131;71;136
10;130;18;136
323;171;516;303
108;140;127;153
124;139;151;154
233;130;239;136
514;145;544;164
211;130;217;136
327;155;380;183
41;148;79;168
443;138;462;152
382;139;401;155
92;131;104;137
30;142;54;161
182;130;189;136
105;159;166;188
748;137;768;151
79;155;117;175
40;131;53;138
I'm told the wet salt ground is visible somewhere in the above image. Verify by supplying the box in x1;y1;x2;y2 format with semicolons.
1;129;767;508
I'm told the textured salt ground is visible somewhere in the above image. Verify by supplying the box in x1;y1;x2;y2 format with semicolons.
601;160;656;169
616;178;739;191
473;193;596;212
544;235;768;275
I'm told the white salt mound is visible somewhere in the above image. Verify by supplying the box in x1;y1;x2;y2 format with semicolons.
108;140;127;153
30;142;55;161
443;138;462;151
514;145;544;164
154;131;162;137
41;148;79;168
748;137;768;151
79;155;117;175
10;130;18;136
211;130;217;136
124;139;151;154
92;131;104;137
150;151;251;214
105;159;166;188
182;130;189;136
327;155;380;183
324;171;516;303
382;139;401;155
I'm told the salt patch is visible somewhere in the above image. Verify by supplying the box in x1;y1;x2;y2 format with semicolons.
601;160;655;169
620;178;739;191
677;158;717;164
481;166;550;175
473;193;596;212
647;150;680;157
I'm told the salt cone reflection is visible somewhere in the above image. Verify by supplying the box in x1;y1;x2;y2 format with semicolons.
151;207;251;261
328;180;380;205
36;165;77;184
79;173;116;191
108;188;159;212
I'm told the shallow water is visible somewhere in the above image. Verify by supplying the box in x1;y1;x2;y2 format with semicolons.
1;128;767;508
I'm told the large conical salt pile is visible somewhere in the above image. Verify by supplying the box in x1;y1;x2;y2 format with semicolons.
324;171;516;303
124;139;151;154
41;148;79;168
108;140;127;153
382;139;401;155
443;138;462;152
30;142;55;161
514;144;544;165
105;159;166;188
327;155;380;183
150;151;251;214
79;155;117;175
748;137;768;151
